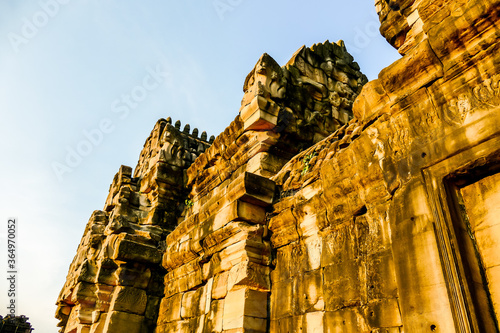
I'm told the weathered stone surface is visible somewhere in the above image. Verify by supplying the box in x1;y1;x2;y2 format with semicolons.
102;311;143;333
107;234;162;264
352;79;390;123
223;288;268;331
379;39;443;103
58;1;500;332
108;286;148;315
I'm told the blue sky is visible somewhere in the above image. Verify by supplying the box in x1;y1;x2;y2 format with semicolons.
0;0;400;331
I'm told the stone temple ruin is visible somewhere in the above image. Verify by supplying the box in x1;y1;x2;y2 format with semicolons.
56;0;500;332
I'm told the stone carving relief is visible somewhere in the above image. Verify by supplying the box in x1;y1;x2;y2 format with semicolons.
367;127;387;170
443;74;500;125
241;53;287;108
159;123;187;169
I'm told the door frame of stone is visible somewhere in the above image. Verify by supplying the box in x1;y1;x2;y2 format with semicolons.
423;135;500;333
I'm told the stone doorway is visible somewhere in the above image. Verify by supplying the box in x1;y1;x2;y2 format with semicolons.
423;137;500;333
446;169;500;332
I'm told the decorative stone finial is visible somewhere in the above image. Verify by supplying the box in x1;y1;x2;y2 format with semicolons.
201;131;207;141
166;117;172;125
175;120;181;130
192;128;199;138
209;135;215;143
183;124;190;134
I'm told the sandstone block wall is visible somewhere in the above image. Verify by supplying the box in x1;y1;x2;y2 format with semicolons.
57;1;500;332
